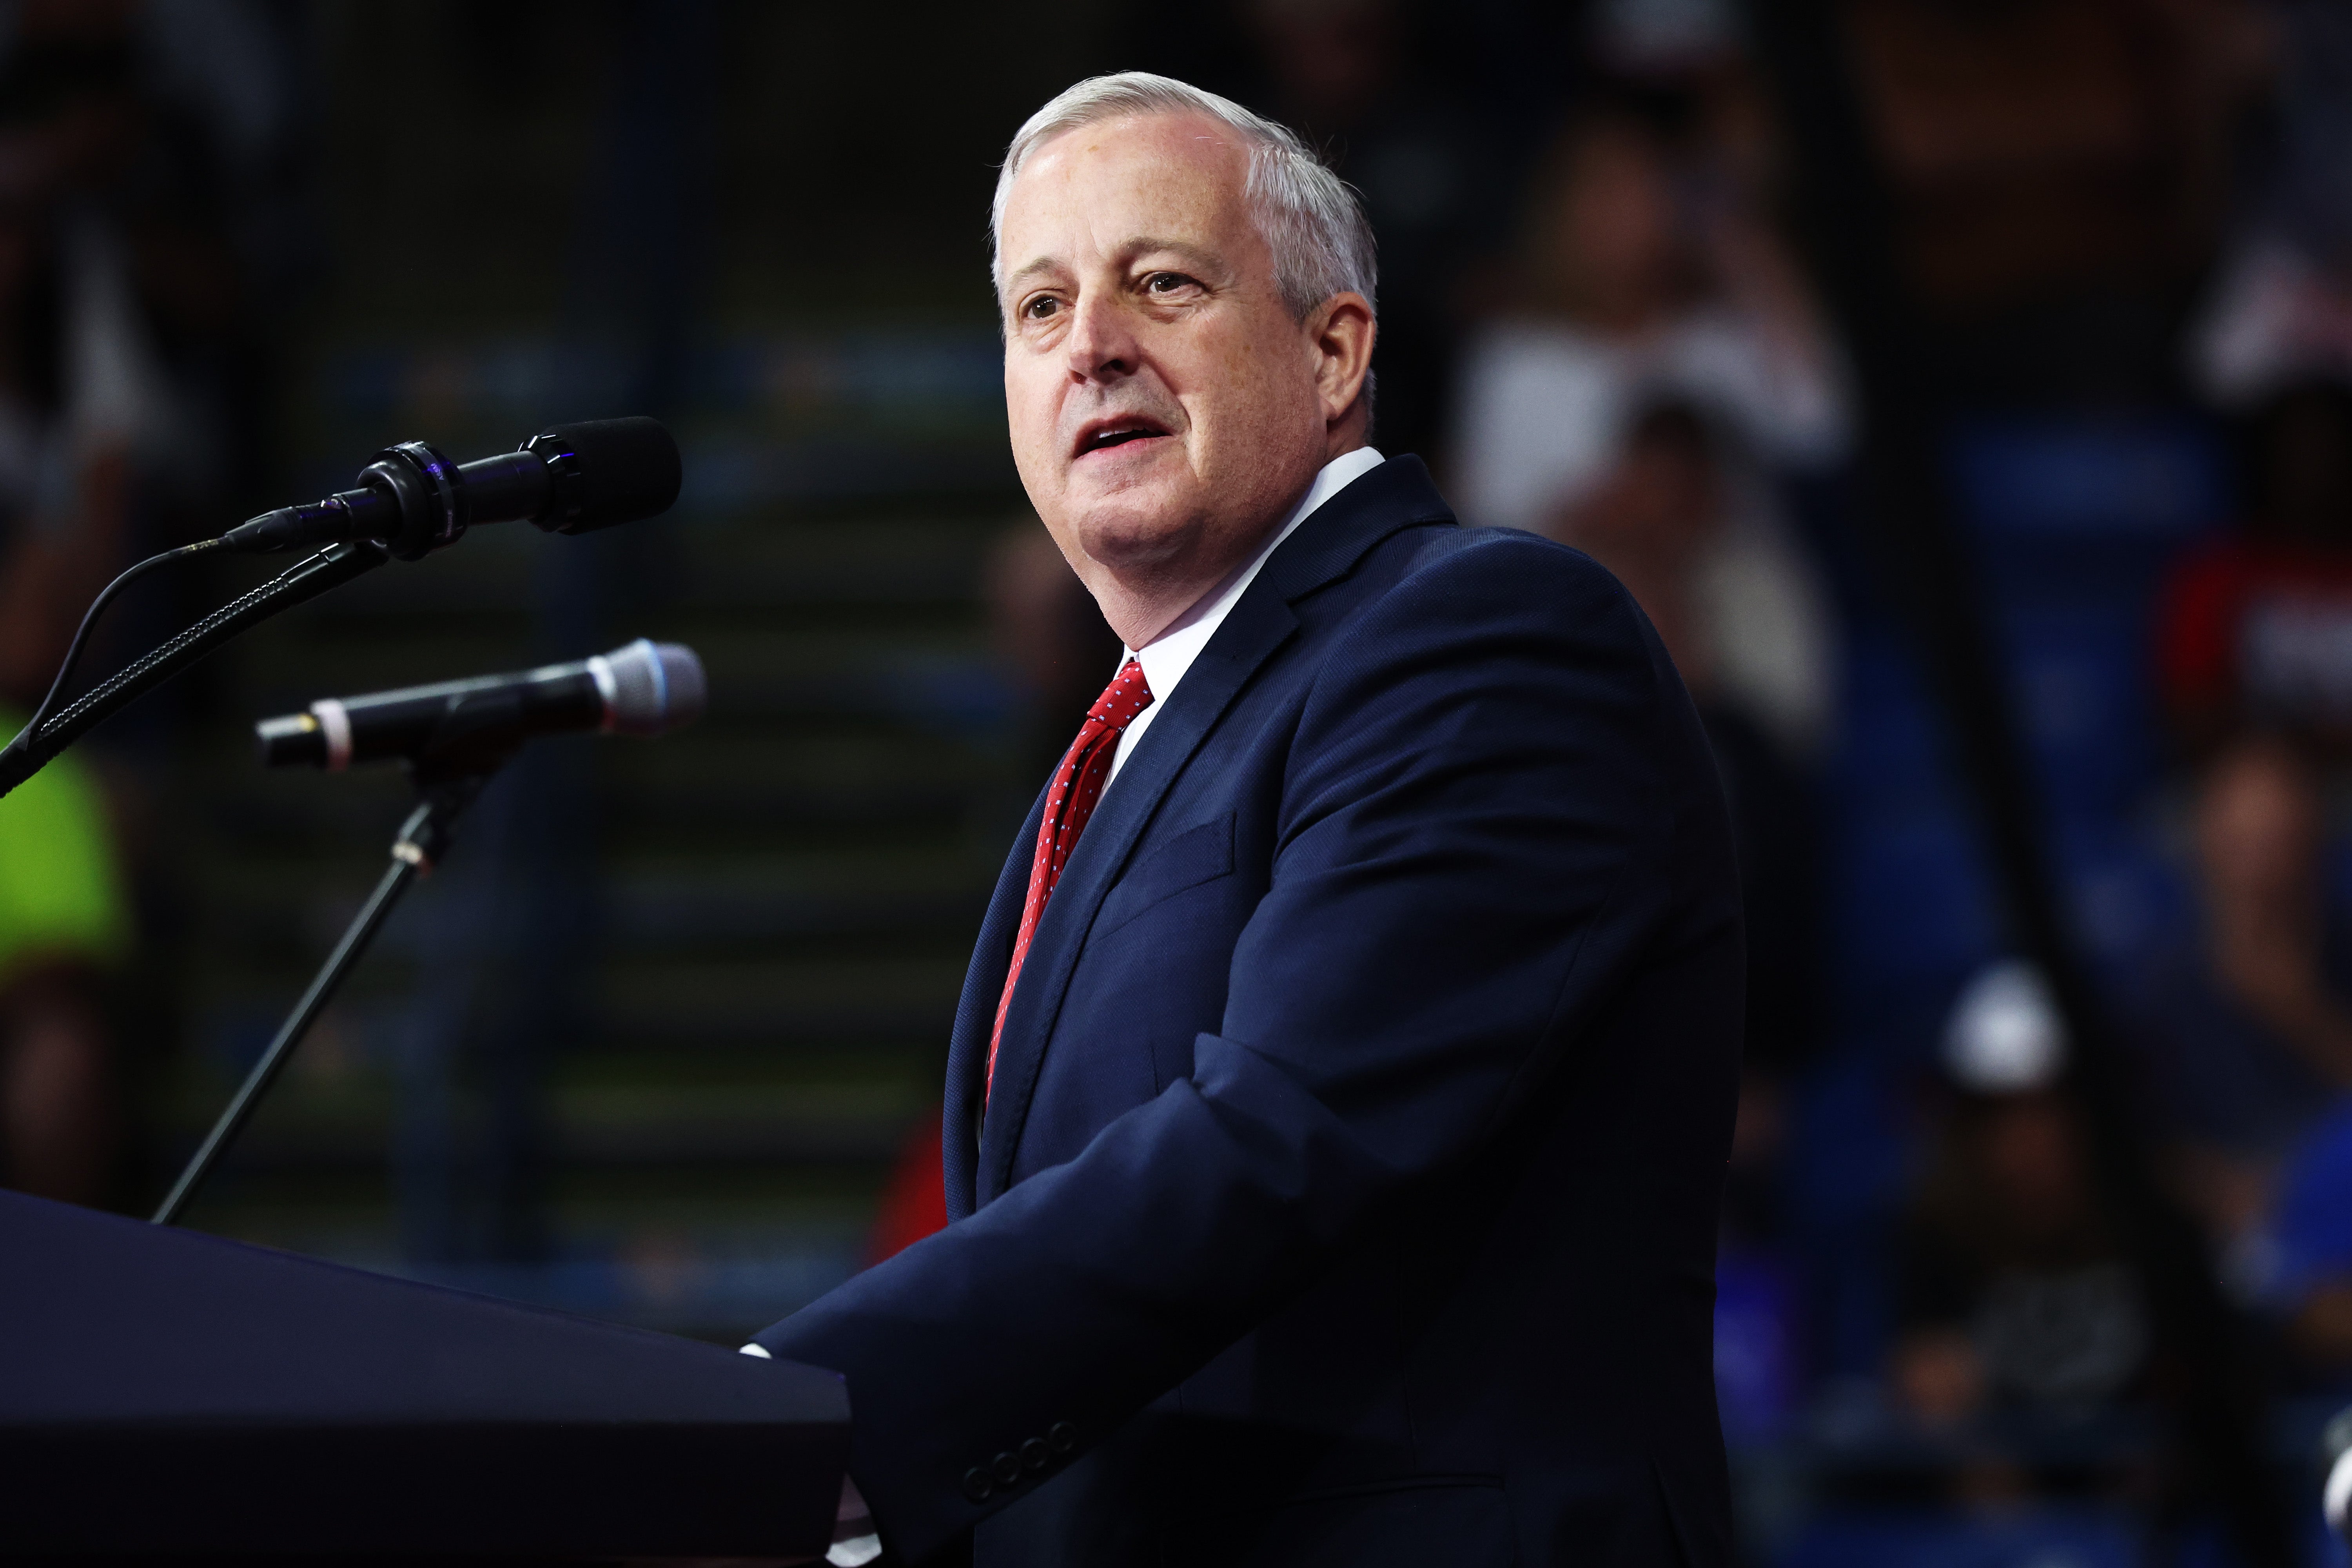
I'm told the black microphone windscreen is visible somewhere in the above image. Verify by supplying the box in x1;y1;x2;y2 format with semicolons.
535;417;682;532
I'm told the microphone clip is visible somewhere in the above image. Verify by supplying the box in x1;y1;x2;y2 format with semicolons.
392;770;494;876
401;687;531;791
362;441;468;561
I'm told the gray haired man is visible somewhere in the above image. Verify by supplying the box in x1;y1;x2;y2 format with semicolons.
753;72;1742;1568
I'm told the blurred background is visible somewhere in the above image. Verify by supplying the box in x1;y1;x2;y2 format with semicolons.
7;0;2352;1562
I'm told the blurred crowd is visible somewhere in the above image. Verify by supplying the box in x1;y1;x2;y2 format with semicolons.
979;0;2352;1529
0;0;297;1207
9;0;2352;1544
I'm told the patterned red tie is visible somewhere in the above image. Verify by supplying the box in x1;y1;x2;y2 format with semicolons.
987;657;1155;1100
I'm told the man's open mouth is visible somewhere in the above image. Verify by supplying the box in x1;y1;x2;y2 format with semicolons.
1075;421;1171;457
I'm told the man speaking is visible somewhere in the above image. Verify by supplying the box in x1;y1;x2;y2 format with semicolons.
751;72;1743;1568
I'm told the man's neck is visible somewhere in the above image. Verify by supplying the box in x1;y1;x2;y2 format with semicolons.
1103;441;1371;650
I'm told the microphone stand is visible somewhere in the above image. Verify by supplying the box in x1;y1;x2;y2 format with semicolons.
154;704;521;1227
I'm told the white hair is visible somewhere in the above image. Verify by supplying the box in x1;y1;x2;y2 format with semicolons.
989;71;1378;323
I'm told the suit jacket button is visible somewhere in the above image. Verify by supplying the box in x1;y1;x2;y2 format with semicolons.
1048;1421;1079;1455
992;1450;1022;1486
962;1467;993;1503
1020;1437;1052;1472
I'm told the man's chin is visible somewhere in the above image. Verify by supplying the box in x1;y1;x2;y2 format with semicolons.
1069;487;1203;577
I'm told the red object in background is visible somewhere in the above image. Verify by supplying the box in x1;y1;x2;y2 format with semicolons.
2156;538;2352;726
866;1105;948;1266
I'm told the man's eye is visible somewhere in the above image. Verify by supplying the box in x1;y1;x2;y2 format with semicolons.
1146;272;1196;295
1024;296;1060;320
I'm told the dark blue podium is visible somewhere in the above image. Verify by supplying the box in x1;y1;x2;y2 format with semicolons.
0;1191;848;1560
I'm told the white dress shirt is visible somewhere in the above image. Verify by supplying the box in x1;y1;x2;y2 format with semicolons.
1109;446;1385;784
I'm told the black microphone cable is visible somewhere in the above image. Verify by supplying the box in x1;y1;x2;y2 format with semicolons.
7;536;224;751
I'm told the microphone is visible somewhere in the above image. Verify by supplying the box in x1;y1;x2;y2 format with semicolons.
220;417;682;561
255;639;706;771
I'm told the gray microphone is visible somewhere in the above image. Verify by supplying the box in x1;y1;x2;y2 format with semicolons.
255;639;705;771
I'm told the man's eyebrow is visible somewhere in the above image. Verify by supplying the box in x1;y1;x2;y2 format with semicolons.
1004;256;1063;292
1123;238;1222;272
1005;240;1225;289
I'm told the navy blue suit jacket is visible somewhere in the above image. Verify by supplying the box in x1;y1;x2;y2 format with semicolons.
755;456;1744;1567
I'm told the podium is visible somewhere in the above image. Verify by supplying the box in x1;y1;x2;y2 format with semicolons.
0;1191;848;1560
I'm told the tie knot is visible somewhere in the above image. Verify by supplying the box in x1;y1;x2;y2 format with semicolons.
1089;659;1154;730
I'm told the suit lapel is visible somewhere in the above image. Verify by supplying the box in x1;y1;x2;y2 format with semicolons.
973;456;1455;1203
977;588;1300;1201
941;782;1049;1220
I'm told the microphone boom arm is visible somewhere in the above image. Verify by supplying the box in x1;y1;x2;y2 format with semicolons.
0;540;391;801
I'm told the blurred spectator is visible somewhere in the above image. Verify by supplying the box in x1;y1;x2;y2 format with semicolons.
2128;735;2352;1250
0;5;200;1209
1236;0;1512;463
2192;0;2352;408
2260;1098;2352;1383
0;0;301;643
1449;99;1847;516
0;178;164;701
1450;101;1843;751
0;2;298;1210
1586;0;1744;80
2157;381;2352;753
1846;0;2264;398
0;83;138;1215
0;728;128;1203
1891;962;2149;1430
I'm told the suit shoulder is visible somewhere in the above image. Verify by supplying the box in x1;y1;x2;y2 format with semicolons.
1356;522;1651;653
1403;523;1624;596
1291;521;1667;728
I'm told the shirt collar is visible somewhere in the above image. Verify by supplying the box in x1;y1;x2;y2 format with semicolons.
1125;446;1385;705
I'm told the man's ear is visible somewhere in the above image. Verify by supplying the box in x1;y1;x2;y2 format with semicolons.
1310;292;1376;427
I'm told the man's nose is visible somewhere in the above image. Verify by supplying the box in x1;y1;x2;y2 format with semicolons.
1065;292;1139;383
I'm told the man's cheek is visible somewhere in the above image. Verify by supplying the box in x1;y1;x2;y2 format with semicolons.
1006;401;1058;472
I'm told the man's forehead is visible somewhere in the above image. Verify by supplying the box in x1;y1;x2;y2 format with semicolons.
1006;111;1249;229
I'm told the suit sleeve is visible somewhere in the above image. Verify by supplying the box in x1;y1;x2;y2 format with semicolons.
752;535;1682;1560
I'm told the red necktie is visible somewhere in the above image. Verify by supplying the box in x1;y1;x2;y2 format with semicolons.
988;657;1155;1100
